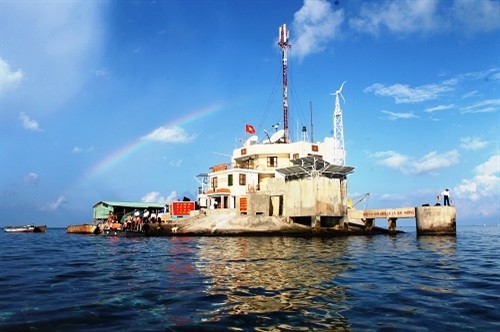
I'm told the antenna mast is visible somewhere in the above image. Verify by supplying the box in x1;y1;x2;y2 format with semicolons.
278;24;291;143
331;81;347;165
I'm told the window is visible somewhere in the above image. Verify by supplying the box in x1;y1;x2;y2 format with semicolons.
292;153;299;160
228;174;233;186
267;156;278;167
211;177;218;189
239;173;246;185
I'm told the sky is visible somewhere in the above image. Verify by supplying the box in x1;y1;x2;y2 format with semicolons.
1;0;499;227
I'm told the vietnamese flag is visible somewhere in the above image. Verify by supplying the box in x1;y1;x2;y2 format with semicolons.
245;124;256;134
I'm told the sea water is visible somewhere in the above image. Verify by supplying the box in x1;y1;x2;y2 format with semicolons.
0;225;498;331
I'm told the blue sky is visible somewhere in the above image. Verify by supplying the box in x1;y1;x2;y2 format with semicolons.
1;0;499;227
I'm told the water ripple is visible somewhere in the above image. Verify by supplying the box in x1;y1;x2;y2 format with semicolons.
0;227;499;331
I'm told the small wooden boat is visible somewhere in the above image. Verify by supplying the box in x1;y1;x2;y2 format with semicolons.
34;225;47;233
66;224;100;234
4;225;46;233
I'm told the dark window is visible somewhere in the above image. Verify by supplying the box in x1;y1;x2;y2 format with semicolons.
267;156;278;167
228;174;233;186
239;174;246;185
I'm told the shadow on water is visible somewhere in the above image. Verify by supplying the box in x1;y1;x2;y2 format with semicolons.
416;235;457;256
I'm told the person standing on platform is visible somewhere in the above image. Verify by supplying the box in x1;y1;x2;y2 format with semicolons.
440;188;451;206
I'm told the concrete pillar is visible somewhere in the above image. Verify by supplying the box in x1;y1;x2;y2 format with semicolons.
340;214;349;230
388;218;397;234
364;218;374;231
311;215;321;230
415;206;456;236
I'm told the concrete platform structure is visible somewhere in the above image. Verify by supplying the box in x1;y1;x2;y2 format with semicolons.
348;206;457;236
415;206;456;236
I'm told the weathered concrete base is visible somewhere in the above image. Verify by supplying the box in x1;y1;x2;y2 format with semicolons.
142;212;398;237
415;206;456;236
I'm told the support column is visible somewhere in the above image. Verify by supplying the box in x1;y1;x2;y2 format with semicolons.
340;177;348;230
388;218;397;234
311;215;321;230
363;218;374;231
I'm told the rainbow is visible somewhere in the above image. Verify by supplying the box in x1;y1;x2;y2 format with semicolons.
78;102;224;185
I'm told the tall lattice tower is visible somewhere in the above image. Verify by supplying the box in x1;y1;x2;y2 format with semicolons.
331;81;347;165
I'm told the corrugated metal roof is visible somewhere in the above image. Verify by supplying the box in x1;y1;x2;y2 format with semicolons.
92;201;166;209
276;156;354;180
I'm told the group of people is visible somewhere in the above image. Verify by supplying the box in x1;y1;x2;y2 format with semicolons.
104;209;163;232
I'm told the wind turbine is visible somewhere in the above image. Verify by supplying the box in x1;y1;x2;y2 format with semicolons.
331;81;347;166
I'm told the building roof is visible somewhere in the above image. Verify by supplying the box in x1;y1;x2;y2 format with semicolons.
276;156;354;181
92;201;166;209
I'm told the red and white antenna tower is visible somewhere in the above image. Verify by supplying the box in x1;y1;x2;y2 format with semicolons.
278;24;291;143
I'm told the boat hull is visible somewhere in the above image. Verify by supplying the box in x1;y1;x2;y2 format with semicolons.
4;225;46;233
4;225;34;232
66;224;100;234
34;225;47;233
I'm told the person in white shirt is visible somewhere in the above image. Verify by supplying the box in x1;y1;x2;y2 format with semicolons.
143;209;150;223
440;188;451;206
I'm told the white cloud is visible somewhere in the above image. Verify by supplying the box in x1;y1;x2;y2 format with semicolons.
0;57;24;95
73;146;94;153
95;68;109;78
374;151;409;169
451;0;500;34
2;2;106;113
454;154;500;219
460;99;500;114
412;150;460;174
381;110;418;120
40;195;67;211
349;0;500;36
142;126;196;143
475;154;500;176
291;0;344;59
349;0;439;35
461;91;478;99
462;68;500;82
141;191;178;203
365;81;455;104
19;112;42;131
454;154;500;206
24;172;38;185
460;137;488;151
169;159;183;168
374;150;460;175
424;104;455;113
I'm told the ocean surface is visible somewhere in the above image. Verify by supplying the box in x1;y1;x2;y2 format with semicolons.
0;225;499;331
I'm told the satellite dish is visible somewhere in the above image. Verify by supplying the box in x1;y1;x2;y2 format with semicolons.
269;129;285;143
244;135;259;146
